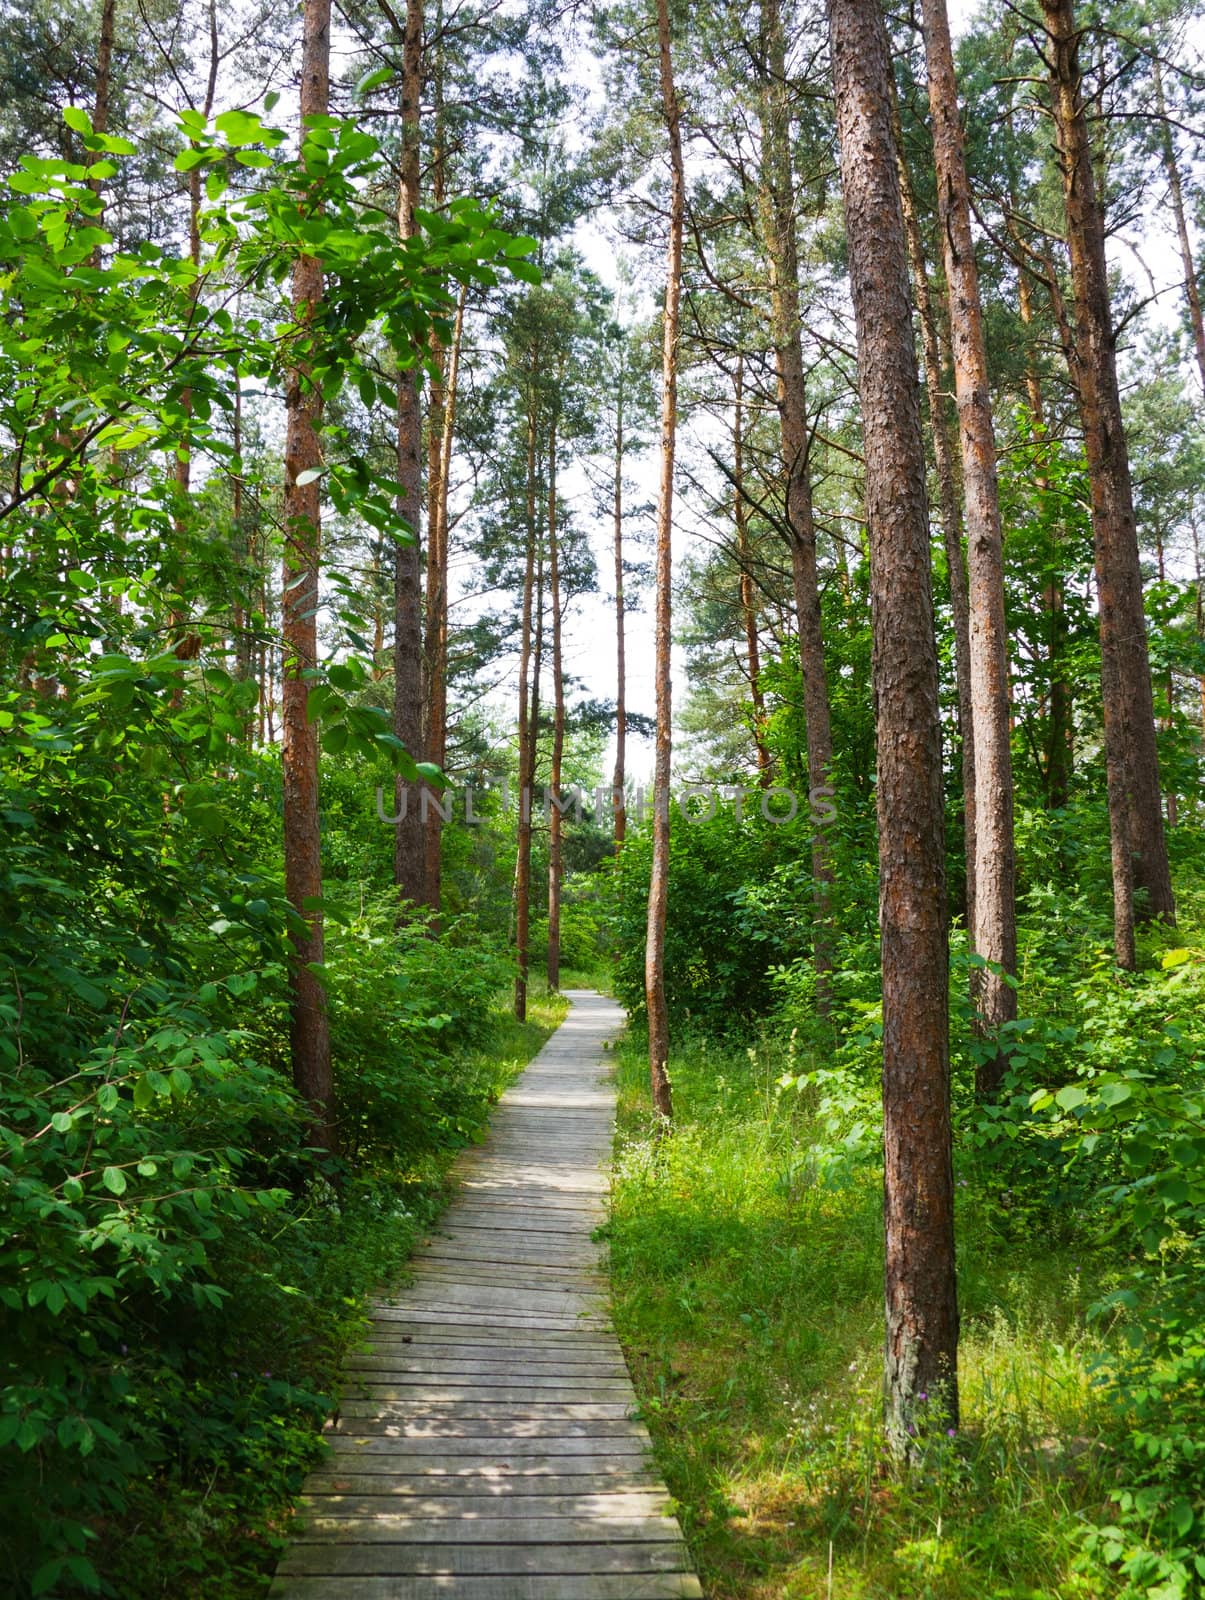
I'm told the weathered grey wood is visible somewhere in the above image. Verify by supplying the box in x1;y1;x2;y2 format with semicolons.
323;1436;652;1460
334;1403;636;1423
275;1541;695;1577
303;1472;662;1496
299;1472;659;1497
298;1490;672;1519
275;1562;700;1595
270;991;698;1599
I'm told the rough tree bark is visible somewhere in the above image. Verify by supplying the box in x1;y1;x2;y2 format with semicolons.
733;355;771;784
281;0;335;1152
1015;265;1073;809
758;0;834;992
919;0;1017;1089
612;349;628;849
547;396;565;992
513;362;540;1021
423;287;464;909
645;0;683;1125
892;87;976;938
826;0;959;1442
1041;0;1175;963
393;0;428;906
422;38;459;910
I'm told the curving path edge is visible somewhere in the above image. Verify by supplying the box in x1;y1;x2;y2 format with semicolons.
270;988;702;1600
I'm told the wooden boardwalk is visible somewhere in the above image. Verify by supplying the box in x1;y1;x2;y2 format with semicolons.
271;989;702;1600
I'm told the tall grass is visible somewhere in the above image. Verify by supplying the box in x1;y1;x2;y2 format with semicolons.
607;1031;1118;1600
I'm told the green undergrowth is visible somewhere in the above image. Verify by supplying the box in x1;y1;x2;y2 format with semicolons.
4;980;565;1600
607;1031;1121;1600
555;965;615;995
115;983;567;1600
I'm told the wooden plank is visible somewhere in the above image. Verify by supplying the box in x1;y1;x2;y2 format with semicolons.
299;1490;671;1520
272;1577;702;1599
326;1419;646;1441
323;1436;651;1460
289;1514;685;1545
344;1366;629;1387
303;1472;662;1496
333;1402;636;1423
305;1458;656;1482
356;1337;621;1361
343;1357;628;1379
274;1544;696;1579
270;1548;694;1587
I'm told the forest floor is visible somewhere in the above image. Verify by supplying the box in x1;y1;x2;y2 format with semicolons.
608;1030;1119;1600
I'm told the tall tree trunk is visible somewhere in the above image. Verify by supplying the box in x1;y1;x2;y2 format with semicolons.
393;0;427;906
170;1;220;653
1041;0;1175;962
1154;59;1205;399
919;0;1017;1088
1155;530;1177;827
547;400;565;992
893;87;976;938
513;369;539;1022
1194;512;1205;762
758;0;834;995
423;287;463;909
612;355;628;849
422;36;456;911
1016;266;1073;809
282;0;335;1152
645;0;683;1125
734;355;771;784
92;0;116;139
826;0;959;1444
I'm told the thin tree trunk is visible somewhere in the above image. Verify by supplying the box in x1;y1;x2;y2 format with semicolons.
514;367;539;1021
612;355;628;849
758;0;834;996
734;355;771;783
1017;267;1073;808
393;0;427;906
282;0;335;1152
919;0;1017;1088
422;288;463;910
1193;512;1205;759
1155;531;1177;827
547;399;565;992
422;39;456;911
170;1;220;662
645;0;682;1125
826;0;958;1444
893;88;976;939
1154;60;1205;399
1041;0;1175;961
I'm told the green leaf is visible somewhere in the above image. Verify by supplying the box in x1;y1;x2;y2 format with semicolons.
63;106;93;136
1054;1084;1089;1111
101;1166;127;1196
213;109;265;146
356;65;396;95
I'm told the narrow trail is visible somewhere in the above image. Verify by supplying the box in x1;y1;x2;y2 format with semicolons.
270;988;702;1600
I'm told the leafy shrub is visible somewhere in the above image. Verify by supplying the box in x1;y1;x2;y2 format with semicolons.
324;900;510;1161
